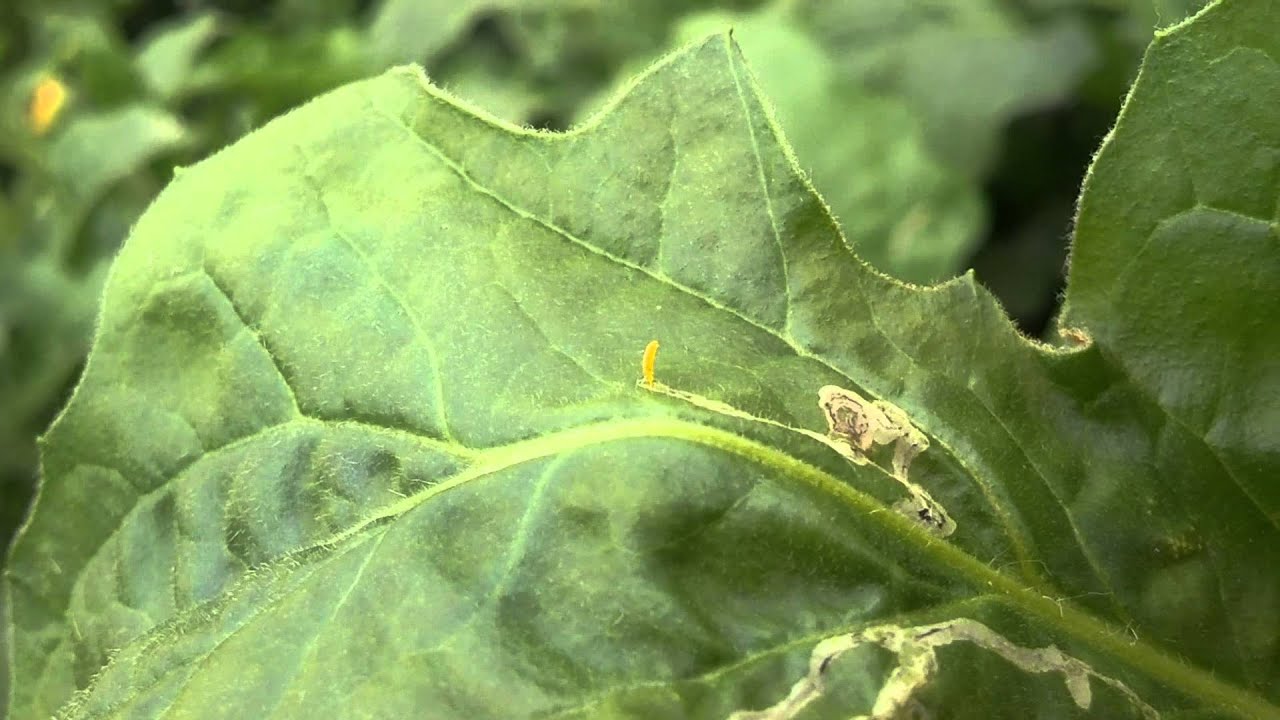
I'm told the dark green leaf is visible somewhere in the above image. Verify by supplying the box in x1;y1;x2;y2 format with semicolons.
1061;0;1280;598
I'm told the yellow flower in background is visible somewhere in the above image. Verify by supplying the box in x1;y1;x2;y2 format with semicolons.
28;74;68;135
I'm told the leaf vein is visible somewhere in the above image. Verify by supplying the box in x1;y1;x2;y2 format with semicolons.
725;36;792;336
369;92;1058;594
1103;207;1278;532
262;530;391;719
200;265;302;416
293;151;459;446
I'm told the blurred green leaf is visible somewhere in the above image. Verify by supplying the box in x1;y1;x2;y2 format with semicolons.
184;24;375;125
35;13;142;107
797;0;1098;176
134;12;220;101
47;105;188;205
6;2;1278;715
367;0;501;65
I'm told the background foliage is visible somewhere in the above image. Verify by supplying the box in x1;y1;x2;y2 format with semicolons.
0;0;1213;709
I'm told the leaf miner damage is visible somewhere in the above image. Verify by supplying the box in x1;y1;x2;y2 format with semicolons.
729;618;1160;720
639;347;954;536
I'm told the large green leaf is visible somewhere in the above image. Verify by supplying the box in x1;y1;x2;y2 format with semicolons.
1061;2;1280;676
366;0;518;65
5;2;1277;718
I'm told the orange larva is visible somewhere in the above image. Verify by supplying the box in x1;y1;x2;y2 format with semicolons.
641;340;659;387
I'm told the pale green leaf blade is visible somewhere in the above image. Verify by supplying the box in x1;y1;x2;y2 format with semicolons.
5;5;1277;718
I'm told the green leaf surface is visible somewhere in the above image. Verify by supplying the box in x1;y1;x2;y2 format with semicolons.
5;3;1278;718
1062;0;1280;567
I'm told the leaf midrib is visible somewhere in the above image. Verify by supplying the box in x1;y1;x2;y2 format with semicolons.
366;48;1155;600
362;73;1055;590
54;413;1277;718
553;417;1274;720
